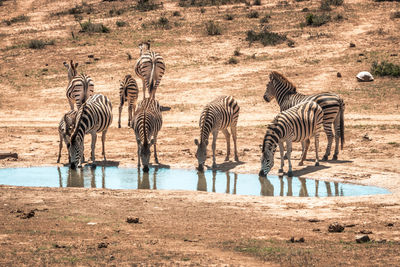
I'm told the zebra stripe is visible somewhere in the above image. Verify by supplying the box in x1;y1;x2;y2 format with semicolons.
64;60;94;110
134;43;165;99
133;98;167;172
260;101;324;177
57;110;77;163
118;74;139;128
264;71;345;161
194;96;240;170
69;94;113;168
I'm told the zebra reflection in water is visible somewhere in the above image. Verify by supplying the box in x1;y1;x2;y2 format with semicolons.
57;166;105;188
137;167;158;189
196;171;238;194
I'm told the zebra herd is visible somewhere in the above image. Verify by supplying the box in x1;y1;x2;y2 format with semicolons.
57;41;345;176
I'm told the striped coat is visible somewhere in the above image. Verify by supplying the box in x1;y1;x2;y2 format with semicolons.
194;96;240;171
57;110;77;163
118;74;139;128
260;101;323;177
69;94;113;168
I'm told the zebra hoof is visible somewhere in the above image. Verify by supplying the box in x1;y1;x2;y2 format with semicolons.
298;162;304;166
224;157;229;162
322;155;328;161
332;155;338;161
278;168;284;173
315;162;320;166
234;156;239;162
287;171;293;177
258;170;265;177
118;124;121;129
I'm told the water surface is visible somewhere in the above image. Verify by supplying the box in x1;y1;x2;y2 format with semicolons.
0;166;390;197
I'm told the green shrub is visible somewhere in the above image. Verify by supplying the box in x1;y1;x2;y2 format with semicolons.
225;13;234;20
391;11;400;18
116;20;127;27
247;10;259;18
155;15;171;29
173;11;182;16
52;3;93;17
3;15;30;25
79;20;110;33
371;61;400;77
320;1;331;11
304;13;330;26
27;39;55;49
259;14;270;23
136;0;160;11
109;7;126;17
246;29;287;46
205;20;221;35
228;57;238;64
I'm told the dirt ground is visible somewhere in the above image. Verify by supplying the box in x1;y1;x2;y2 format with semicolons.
1;0;400;265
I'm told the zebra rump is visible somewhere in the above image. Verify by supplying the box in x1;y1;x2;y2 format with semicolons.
135;51;165;98
118;74;139;128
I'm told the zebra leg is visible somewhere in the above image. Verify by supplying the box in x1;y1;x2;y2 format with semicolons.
153;136;159;164
222;129;231;161
118;100;124;128
212;131;218;168
332;113;341;160
231;124;239;161
57;133;63;163
322;123;333;161
299;139;310;166
137;146;141;168
286;141;293;177
102;130;107;161
91;132;97;163
128;103;133;128
278;142;285;173
142;80;146;99
314;133;320;166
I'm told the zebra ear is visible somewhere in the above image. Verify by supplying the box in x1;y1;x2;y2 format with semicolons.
194;139;199;146
160;106;171;112
150;139;155;145
63;61;68;68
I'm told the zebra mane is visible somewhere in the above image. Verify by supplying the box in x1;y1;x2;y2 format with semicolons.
71;102;87;142
199;106;211;143
270;71;297;94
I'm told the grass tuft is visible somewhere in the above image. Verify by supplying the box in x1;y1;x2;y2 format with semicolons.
79;20;110;33
246;29;287;46
27;39;55;49
3;15;29;26
116;20;127;27
228;57;239;64
247;10;259;18
225;13;234;20
303;13;331;27
136;0;161;11
205;20;222;35
371;61;400;77
178;0;246;7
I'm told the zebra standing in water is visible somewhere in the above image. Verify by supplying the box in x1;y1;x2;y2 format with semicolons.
264;71;345;161
194;96;240;171
63;60;94;110
134;41;165;99
68;94;113;168
260;101;324;177
133;98;170;172
57;110;77;163
118;74;139;128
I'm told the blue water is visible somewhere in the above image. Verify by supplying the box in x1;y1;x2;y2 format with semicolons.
0;167;390;197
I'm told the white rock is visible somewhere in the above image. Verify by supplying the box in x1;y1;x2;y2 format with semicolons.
356;71;374;82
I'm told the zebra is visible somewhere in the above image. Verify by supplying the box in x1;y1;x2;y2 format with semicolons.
118;74;139;128
260;101;324;177
132;98;170;172
63;60;94;110
134;41;165;99
68;94;113;168
264;71;345;161
194;96;240;171
57;110;77;163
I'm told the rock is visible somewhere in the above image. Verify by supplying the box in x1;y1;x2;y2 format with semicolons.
350;42;356;47
126;217;140;224
390;54;397;57
386;223;394;227
337;72;342;78
308;219;320;223
289;237;305;243
98;242;108;248
356;71;374;82
88;54;94;58
356;235;370;243
345;224;356;228
0;152;18;160
363;134;372;141
312;228;321;232
377;239;387;243
359;53;365;56
328;222;344;233
359;230;373;234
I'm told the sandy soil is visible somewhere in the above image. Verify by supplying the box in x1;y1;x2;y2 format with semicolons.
1;0;400;265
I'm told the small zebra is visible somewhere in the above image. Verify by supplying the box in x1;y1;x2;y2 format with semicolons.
68;94;113;168
118;74;139;128
63;60;94;110
134;41;166;99
57;110;77;163
133;98;170;172
260;101;324;177
194;96;240;171
264;71;345;161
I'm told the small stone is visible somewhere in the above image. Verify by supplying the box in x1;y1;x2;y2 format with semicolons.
345;224;356;228
308;219;320;223
337;72;342;78
386;223;394;227
110;255;115;260
88;54;94;58
377;239;387;243
356;71;374;82
298;237;305;243
289;237;295;243
350;42;356;47
390;54;397;57
359;53;365;56
98;242;108;248
126;217;140;224
328;222;344;233
313;228;321;232
363;134;372;141
356;235;370;243
359;230;373;234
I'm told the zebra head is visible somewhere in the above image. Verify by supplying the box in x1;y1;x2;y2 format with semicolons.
264;78;276;102
194;139;208;171
260;145;276;177
62;112;77;163
138;139;154;172
69;137;84;169
63;60;78;82
139;41;151;55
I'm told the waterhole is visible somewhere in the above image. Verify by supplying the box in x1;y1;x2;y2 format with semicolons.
0;167;390;197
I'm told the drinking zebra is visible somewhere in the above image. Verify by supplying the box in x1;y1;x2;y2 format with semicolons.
194;96;240;171
118;74;139;128
260;101;324;177
57;110;77;163
133;98;170;172
63;60;94;110
134;41;165;99
68;94;113;168
264;71;345;161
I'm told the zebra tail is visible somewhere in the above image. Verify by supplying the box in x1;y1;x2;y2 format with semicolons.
149;61;156;97
83;78;89;104
71;101;88;142
339;99;345;150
